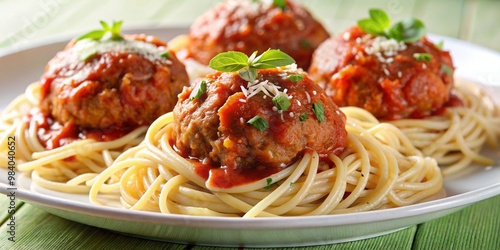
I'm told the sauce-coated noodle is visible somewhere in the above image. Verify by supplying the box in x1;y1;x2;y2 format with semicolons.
90;108;443;217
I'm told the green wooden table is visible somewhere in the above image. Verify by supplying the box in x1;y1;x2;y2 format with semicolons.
1;0;500;249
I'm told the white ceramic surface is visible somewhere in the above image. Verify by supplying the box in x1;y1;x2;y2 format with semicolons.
0;27;500;247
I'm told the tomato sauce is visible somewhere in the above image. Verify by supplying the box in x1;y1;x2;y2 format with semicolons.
25;108;133;150
193;161;283;189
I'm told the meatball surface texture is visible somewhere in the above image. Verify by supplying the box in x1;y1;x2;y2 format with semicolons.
309;26;454;119
189;0;330;69
172;67;347;170
40;34;189;129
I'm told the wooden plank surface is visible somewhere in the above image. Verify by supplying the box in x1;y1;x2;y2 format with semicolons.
412;195;500;250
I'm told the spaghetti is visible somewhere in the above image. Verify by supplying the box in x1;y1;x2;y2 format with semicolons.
0;83;147;193
389;79;500;175
89;108;442;217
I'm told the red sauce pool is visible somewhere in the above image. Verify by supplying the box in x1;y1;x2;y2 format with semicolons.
25;108;134;150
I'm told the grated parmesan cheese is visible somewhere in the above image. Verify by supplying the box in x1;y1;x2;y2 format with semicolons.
383;67;390;76
364;36;407;65
343;32;351;41
305;92;311;103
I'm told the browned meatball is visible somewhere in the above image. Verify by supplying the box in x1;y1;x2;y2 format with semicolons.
172;67;347;174
39;34;189;129
308;26;455;120
189;0;330;69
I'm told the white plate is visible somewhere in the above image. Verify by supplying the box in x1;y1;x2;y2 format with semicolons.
1;27;500;247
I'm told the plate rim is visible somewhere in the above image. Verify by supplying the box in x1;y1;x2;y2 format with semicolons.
1;179;500;229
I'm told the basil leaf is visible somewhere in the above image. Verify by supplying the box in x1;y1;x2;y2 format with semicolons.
76;30;106;41
273;0;286;10
312;102;326;123
100;21;110;30
358;9;427;43
436;41;444;50
81;50;97;62
272;93;291;111
413;53;432;62
76;20;123;42
358;9;390;36
209;51;249;72
369;9;391;30
388;18;425;42
288;74;303;82
247;51;258;64
189;80;207;101
239;68;258;82
251;49;295;69
247;115;269;131
358;19;384;35
111;21;123;35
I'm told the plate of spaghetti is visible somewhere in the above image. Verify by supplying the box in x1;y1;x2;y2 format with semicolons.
1;1;500;247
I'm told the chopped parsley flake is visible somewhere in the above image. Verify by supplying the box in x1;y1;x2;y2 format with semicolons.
312;102;326;123
265;177;273;190
441;64;453;75
160;51;170;59
299;112;308;122
413;53;432;62
272;93;291;111
288;74;304;82
189;80;207;101
247;115;269;131
299;39;312;49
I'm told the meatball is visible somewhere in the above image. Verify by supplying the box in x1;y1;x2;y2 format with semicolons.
172;67;347;171
189;0;330;69
39;34;189;129
308;26;455;120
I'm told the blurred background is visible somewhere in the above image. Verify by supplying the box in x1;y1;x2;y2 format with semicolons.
1;0;499;55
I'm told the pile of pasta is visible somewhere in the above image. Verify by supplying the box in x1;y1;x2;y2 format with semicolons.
389;79;500;175
89;108;442;217
0;83;147;193
86;77;500;217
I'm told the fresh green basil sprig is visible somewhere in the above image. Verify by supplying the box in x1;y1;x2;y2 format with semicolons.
77;21;124;42
209;49;295;82
358;9;425;43
273;0;286;10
